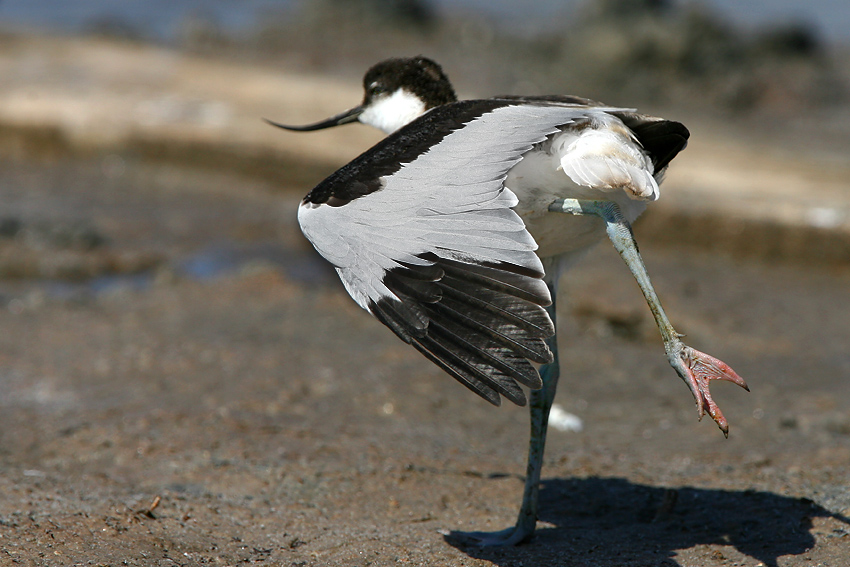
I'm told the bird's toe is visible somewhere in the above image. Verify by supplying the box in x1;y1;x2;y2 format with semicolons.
671;344;748;437
441;525;534;547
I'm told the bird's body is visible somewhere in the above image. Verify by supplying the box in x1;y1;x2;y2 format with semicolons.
504;102;659;260
269;57;747;545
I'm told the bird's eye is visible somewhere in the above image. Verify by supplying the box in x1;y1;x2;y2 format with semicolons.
368;82;386;96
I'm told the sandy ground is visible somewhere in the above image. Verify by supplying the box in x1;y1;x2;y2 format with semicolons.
0;155;848;567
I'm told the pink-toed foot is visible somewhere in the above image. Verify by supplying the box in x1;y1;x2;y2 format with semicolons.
667;340;749;437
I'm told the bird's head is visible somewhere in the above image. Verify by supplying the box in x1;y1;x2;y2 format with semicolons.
265;56;457;135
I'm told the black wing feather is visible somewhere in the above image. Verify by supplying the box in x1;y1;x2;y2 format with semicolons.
370;254;554;407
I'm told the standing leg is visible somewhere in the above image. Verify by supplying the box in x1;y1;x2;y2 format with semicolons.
449;280;560;546
503;281;560;543
512;289;560;541
548;198;748;435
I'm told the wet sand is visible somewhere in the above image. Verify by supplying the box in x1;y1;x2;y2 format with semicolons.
0;156;848;566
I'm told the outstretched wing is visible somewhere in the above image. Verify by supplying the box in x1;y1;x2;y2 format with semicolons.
298;100;613;406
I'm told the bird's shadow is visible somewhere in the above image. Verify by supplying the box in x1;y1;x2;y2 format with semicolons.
445;477;849;567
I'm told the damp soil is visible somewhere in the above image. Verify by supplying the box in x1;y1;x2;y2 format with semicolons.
0;156;848;567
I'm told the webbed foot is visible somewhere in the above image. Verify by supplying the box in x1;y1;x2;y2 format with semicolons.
668;341;749;436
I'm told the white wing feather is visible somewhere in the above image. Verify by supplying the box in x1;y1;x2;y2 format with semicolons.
555;112;659;201
298;104;615;311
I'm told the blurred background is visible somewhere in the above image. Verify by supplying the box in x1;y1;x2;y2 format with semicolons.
0;0;847;293
2;0;848;111
0;2;849;566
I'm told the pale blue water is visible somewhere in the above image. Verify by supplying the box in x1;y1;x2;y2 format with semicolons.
0;0;848;44
0;0;290;39
14;240;335;302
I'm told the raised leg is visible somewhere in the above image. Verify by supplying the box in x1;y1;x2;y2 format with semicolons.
447;281;560;546
548;198;748;436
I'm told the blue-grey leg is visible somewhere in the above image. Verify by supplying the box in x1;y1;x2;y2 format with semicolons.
447;198;748;548
448;280;560;546
510;289;561;542
549;198;748;435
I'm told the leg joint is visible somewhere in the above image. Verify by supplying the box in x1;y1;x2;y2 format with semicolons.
548;198;623;224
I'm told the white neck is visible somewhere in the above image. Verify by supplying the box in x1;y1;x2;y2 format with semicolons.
359;89;426;134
